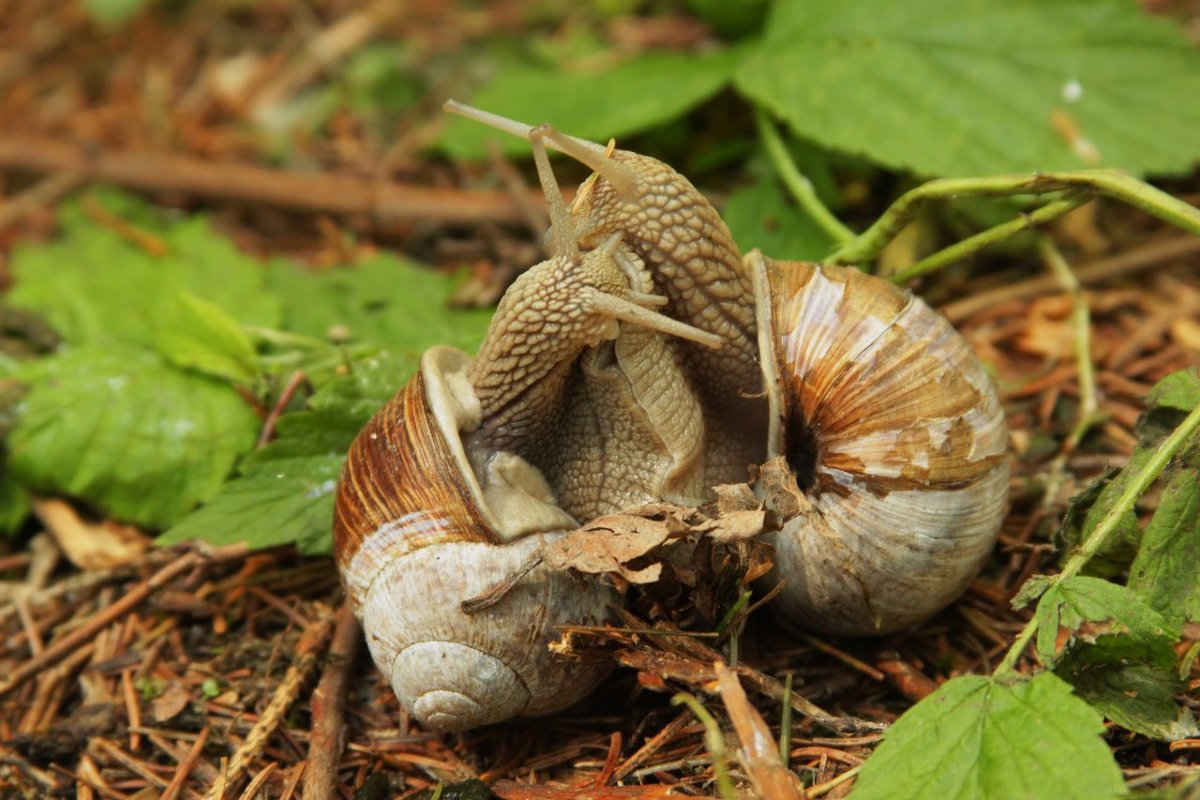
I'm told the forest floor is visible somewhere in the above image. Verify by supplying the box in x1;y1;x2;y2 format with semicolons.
1;2;1199;798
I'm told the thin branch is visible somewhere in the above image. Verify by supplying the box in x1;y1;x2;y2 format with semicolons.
301;603;361;800
202;608;336;800
0;552;204;698
997;401;1200;675
0;137;538;228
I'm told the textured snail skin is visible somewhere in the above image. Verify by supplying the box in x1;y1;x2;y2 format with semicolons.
750;255;1010;634
334;348;612;732
566;151;768;489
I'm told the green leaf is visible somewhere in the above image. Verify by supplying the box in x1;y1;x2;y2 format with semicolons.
1128;470;1200;625
160;354;414;554
265;255;491;358
9;189;280;347
1011;574;1055;611
440;48;740;159
1147;369;1200;414
1058;453;1151;577
681;0;768;37
850;672;1125;800
1056;634;1198;741
80;0;147;26
9;347;260;529
1035;576;1179;667
721;173;836;261
0;469;29;536
735;0;1200;177
158;432;346;554
155;292;261;385
307;353;415;418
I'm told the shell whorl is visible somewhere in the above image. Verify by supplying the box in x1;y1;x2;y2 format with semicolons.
334;352;495;603
750;254;1010;635
333;347;612;731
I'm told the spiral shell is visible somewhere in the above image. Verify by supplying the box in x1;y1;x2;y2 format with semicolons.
750;254;1010;635
333;347;613;732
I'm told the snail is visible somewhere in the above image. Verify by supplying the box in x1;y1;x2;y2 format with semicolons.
333;103;1010;732
442;103;1010;636
332;125;725;732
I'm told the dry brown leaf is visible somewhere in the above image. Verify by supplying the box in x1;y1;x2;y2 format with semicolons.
31;498;151;570
152;681;191;722
539;505;689;584
540;499;773;584
711;482;761;514
697;509;768;542
714;661;806;800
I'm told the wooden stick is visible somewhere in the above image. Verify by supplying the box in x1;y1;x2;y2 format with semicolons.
941;235;1200;323
0;170;84;228
161;727;211;800
715;661;805;800
300;603;360;800
0;137;538;228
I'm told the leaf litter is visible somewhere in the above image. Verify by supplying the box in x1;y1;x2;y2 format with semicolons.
1;2;1200;799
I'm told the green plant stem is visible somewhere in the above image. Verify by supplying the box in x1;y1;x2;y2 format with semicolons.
672;693;737;799
1035;237;1106;514
996;401;1200;675
829;170;1200;267
779;672;793;763
1040;237;1102;451
754;108;856;246
888;195;1088;285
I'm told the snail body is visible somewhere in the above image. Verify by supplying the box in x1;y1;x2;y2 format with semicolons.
445;103;1008;635
333;127;725;731
335;104;1010;732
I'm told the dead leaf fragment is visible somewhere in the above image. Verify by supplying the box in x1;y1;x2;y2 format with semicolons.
714;661;806;800
152;681;191;722
32;498;150;570
540;507;685;584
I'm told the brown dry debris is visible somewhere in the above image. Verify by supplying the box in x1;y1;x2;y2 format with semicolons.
2;2;1200;799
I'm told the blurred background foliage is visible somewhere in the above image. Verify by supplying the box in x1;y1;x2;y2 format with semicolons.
10;0;1198;266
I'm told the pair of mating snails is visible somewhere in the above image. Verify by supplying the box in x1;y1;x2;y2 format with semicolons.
332;102;1010;732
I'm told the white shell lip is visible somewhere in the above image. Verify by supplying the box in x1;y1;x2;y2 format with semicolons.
394;642;530;732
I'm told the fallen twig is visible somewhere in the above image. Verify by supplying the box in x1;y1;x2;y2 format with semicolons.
161;727;211;800
715;661;805;800
942;235;1200;323
301;603;360;800
0;170;85;229
0;137;540;229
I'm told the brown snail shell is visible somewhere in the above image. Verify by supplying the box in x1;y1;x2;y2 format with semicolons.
750;254;1010;634
333;347;613;732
